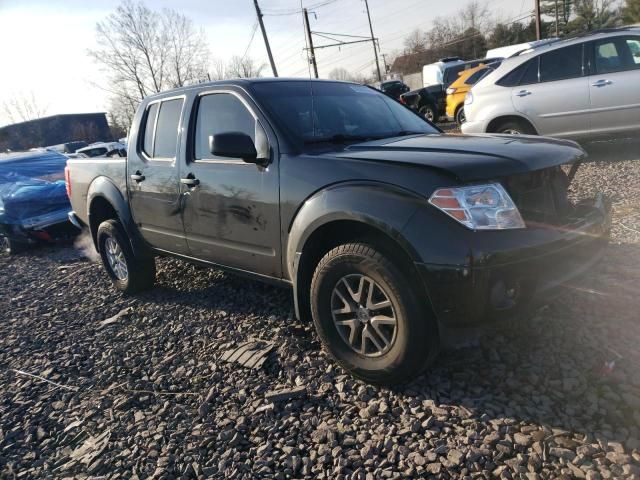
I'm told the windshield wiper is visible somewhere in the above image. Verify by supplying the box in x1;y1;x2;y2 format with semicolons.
393;130;425;137
304;134;379;144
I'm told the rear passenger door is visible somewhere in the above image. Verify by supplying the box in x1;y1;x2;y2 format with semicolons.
511;44;590;138
588;36;640;135
180;89;281;278
128;96;189;254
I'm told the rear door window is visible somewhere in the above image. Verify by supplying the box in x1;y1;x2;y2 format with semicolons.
153;99;184;159
539;44;583;82
496;58;538;87
142;102;159;157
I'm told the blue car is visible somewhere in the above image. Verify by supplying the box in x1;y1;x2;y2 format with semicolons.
0;151;78;254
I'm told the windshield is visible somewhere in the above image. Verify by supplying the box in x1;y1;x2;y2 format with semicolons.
251;81;437;144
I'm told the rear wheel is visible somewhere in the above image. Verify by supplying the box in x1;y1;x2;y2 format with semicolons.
97;219;155;293
310;243;439;385
419;104;437;123
493;119;535;135
1;235;26;256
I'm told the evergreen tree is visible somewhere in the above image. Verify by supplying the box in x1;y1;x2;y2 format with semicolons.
623;0;640;23
570;0;619;33
540;0;573;35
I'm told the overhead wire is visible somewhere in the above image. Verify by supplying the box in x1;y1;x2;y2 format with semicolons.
242;21;259;60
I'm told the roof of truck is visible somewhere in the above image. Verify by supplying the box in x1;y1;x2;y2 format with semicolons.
145;77;356;100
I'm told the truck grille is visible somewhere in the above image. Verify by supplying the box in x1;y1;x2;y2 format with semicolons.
502;166;575;226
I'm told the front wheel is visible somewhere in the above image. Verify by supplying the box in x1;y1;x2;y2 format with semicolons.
97;219;155;293
310;243;439;385
455;106;466;126
493;119;535;135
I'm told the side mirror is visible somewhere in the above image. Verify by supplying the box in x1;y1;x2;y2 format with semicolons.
209;132;258;163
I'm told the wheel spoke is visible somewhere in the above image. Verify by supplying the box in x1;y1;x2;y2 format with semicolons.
335;318;359;345
332;288;354;314
343;276;364;304
362;326;385;353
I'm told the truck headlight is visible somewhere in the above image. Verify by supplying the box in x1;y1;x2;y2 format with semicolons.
429;183;525;230
464;91;473;105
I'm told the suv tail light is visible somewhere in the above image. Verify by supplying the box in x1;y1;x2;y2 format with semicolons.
65;166;71;198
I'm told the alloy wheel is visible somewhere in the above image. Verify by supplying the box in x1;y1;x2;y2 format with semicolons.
104;236;128;281
330;274;398;357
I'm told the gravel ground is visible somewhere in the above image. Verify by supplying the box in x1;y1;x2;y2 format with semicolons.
1;158;640;479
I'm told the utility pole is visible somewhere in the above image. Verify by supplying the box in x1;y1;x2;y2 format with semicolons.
303;8;319;78
363;0;382;82
555;0;559;36
381;53;389;75
253;0;278;77
534;0;542;40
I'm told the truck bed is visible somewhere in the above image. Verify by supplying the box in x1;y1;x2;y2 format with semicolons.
66;158;127;225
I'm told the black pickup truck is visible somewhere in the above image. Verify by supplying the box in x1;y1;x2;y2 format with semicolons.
66;79;610;384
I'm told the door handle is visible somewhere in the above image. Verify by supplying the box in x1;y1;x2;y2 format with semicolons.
592;79;612;87
515;90;532;97
130;171;145;182
181;175;200;187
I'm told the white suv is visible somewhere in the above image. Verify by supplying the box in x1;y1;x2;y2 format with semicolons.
462;27;640;139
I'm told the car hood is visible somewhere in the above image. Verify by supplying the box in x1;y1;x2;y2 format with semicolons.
336;133;585;182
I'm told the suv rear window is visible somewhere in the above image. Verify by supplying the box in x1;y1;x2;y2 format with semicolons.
539;44;583;82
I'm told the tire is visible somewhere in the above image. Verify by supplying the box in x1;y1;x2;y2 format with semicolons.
310;243;439;385
1;235;26;256
455;106;466;126
493;119;535;135
419;104;437;123
97;219;155;293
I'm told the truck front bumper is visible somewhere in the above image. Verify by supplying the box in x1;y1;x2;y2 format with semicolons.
416;200;611;326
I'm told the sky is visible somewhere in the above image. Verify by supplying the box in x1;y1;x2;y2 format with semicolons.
0;0;528;126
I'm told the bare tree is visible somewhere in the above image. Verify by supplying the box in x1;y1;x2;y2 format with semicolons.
226;56;266;78
89;0;210;127
403;29;428;53
2;92;49;124
163;9;209;88
209;58;228;81
328;67;354;81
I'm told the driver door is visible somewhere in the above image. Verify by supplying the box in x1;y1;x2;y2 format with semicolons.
180;90;282;278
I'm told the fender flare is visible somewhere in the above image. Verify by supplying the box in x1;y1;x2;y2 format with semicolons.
86;177;147;256
286;181;428;320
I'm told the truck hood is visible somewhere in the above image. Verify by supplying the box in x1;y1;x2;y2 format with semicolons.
336;133;585;182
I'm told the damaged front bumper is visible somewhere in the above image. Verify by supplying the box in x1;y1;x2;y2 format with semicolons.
417;195;611;326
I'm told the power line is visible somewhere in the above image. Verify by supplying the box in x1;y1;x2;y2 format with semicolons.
262;0;340;16
242;21;259;60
